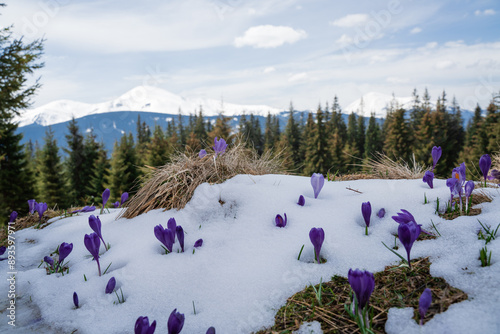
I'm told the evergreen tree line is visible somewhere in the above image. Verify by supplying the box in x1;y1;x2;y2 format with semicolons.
4;88;500;224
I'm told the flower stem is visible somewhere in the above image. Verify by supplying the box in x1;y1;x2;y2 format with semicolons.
365;226;368;236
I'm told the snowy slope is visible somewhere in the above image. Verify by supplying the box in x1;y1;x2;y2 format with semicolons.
1;175;499;333
345;92;422;118
15;86;283;127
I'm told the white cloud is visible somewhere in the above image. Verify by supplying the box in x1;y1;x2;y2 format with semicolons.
434;60;456;70
288;72;307;82
410;27;422;34
475;9;495;16
330;14;369;27
234;25;307;48
386;77;409;84
263;67;276;73
336;34;354;46
444;40;465;48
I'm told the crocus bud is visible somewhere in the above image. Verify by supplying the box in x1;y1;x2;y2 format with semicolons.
58;242;73;263
73;292;79;308
113;201;120;208
102;188;110;207
348;268;375;310
199;149;207;158
419;288;432;325
311;173;325;199
422;170;434;189
105;277;116;294
28;199;36;214
9;211;17;222
431;146;442;170
44;256;54;268
479;154;491;184
275;213;287;228
377;208;385;218
120;192;129;206
206;327;216;334
309;227;325;264
176;226;185;252
167;309;185;334
297;195;305;206
135;316;156;334
361;202;371;227
194;239;203;248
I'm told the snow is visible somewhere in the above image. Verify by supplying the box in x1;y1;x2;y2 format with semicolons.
14;86;283;127
344;92;426;118
1;175;500;333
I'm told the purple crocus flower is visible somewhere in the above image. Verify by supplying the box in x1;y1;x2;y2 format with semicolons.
199;149;207;158
28;199;36;214
44;256;54;268
348;268;375;310
431;146;442;171
9;211;17;222
73;292;79;308
113;201;120;208
398;221;421;269
89;215;108;251
464;180;474;212
58;242;73;264
479;154;491;186
102;188;110;206
105;277;116;294
309;227;325;264
0;246;5;256
361;202;371;235
35;202;48;222
297;195;305;206
422;171;434;189
135;316;157;334
275;213;287;228
176;226;185;252
213;137;228;156
154;224;175;253
71;206;96;214
206;327;216;334
377;208;385;218
120;192;129;207
391;209;416;224
194;239;203;248
311;173;325;199
419;288;432;325
84;233;101;276
490;169;500;181
168;309;185;334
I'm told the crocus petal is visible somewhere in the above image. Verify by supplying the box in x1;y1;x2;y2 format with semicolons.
361;202;371;227
297;195;305;206
167;308;185;334
9;211;17;222
479;154;492;182
73;292;79;308
176;226;185;252
167;218;177;232
391;209;416;225
309;227;325;264
121;192;129;206
194;239;203;248
58;242;73;263
163;229;175;253
28;199;36;214
102;188;110;206
105;277;116;294
311;173;325;199
422;171;434;189
465;180;474;198
154;225;166;246
419;288;432;321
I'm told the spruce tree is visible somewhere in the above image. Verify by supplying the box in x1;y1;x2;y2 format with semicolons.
280;102;302;172
88;146;110;200
194;108;208;144
345;112;360;171
38;128;67;208
108;133;139;201
148;124;171;166
304;106;330;175
328;96;347;173
383;108;413;163
356;115;366;158
364;113;382;159
63;118;86;205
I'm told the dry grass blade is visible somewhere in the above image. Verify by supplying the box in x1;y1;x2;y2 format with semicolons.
118;140;285;219
362;152;426;179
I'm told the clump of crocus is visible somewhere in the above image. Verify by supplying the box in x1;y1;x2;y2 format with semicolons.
464;180;474;213
73;292;79;309
84;233;102;276
377;208;385;218
154;224;175;254
479;154;491;187
311;173;325;199
297;195;305;206
422;170;434;189
34;202;48;223
120;192;129;207
213;137;228;156
275;213;287;228
419;288;432;325
106;277;116;294
309;227;325;264
89;215;108;251
135;316;156;334
347;268;375;332
446;163;466;211
361;202;371;235
101;188;110;214
9;211;17;223
28;199;36;214
199;149;207;158
431;146;442;171
168;309;185;334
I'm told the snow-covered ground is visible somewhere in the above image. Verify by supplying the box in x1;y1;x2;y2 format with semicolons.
1;175;499;333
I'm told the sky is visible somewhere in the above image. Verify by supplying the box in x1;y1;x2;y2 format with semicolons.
3;0;500;112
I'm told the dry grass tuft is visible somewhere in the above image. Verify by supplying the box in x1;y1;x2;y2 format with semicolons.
119;141;286;219
361;153;426;180
255;257;468;334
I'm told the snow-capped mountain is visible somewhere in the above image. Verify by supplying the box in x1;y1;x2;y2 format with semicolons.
344;92;428;118
15;86;283;127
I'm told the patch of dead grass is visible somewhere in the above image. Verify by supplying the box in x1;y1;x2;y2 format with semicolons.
361;153;426;180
